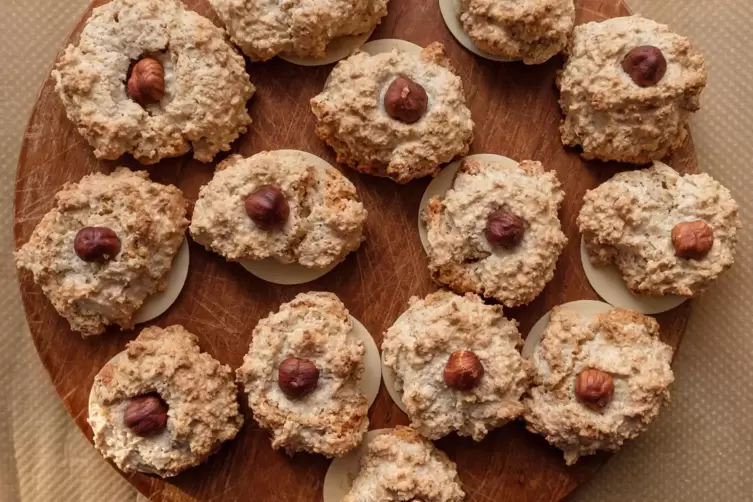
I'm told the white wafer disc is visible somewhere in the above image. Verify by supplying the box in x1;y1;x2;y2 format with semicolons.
280;29;375;66
322;429;391;502
381;349;407;414
438;0;513;62
133;236;189;324
522;300;614;359
580;236;688;315
360;38;422;56
418;153;519;252
349;316;381;407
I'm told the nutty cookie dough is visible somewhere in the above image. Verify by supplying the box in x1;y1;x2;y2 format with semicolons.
457;0;575;64
382;290;530;441
423;157;567;307
53;0;255;164
236;292;369;456
524;307;674;465
578;162;741;297
209;0;388;62
14;168;188;336
558;16;707;163
88;325;242;477
341;427;465;502
190;151;367;269
310;42;474;183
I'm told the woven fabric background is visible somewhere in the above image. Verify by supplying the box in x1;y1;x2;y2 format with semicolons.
0;1;750;501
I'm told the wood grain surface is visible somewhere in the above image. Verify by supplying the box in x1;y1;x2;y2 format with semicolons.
14;0;698;501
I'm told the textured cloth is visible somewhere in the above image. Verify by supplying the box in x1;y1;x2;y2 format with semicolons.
1;1;752;501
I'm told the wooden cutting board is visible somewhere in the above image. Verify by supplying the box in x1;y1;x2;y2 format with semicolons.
14;0;696;500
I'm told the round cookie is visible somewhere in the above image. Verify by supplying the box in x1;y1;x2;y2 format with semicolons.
209;0;388;62
88;325;243;477
422;156;567;307
453;0;575;64
14;168;188;336
558;16;707;164
310;42;475;183
190;151;367;272
523;306;674;465
236;292;370;457
382;290;530;441
577;162;741;297
326;427;465;502
52;0;255;164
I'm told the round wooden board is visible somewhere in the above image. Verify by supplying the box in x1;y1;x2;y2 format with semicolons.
14;1;698;501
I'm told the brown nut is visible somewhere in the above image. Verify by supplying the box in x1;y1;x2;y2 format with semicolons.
278;357;319;398
244;185;290;231
127;57;165;105
384;76;429;124
74;227;121;262
123;394;168;436
575;368;614;411
443;350;484;391
622;46;667;87
485;209;526;248
672;220;714;259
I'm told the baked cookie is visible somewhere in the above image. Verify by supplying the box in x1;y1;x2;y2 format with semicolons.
190;151;367;269
382;290;530;441
342;427;465;502
524;307;674;465
423;158;567;307
88;325;242;477
236;292;369;456
558;16;707;164
209;0;388;61
578;162;741;297
53;0;255;164
310;42;474;183
14;168;188;336
458;0;575;64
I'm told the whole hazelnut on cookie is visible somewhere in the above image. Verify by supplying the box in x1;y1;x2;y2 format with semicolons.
672;220;714;259
575;368;614;411
443;350;484;391
485;209;526;249
244;185;290;231
384;76;429;124
74;227;121;262
123;394;169;436
127;57;165;105
278;357;319;398
622;46;667;87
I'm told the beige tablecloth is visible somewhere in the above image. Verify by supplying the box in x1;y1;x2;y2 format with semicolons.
1;1;751;501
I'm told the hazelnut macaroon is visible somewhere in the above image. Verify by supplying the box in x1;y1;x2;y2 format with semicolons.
14;168;188;336
236;292;369;456
458;0;575;64
310;42;474;183
190;151;367;270
423;158;567;307
382;290;530;441
342;427;465;502
52;0;255;164
209;0;388;61
524;307;674;465
558;16;707;163
88;325;243;477
578;162;741;297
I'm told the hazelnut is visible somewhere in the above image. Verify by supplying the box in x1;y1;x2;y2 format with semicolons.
127;57;165;105
74;227;121;262
123;394;168;436
384;76;428;124
244;185;290;230
574;369;614;411
672;220;714;259
485;209;526;248
443;350;484;391
622;46;667;87
278;357;319;398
